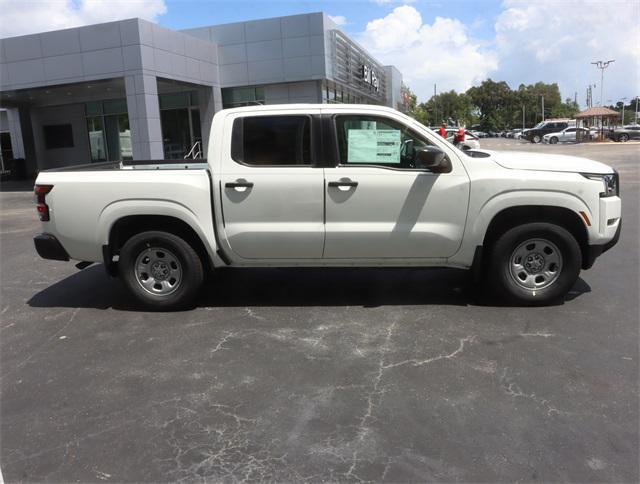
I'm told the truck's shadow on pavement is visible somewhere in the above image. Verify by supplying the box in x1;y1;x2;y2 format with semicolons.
27;264;591;311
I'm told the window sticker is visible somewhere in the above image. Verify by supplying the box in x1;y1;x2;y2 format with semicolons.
347;129;401;163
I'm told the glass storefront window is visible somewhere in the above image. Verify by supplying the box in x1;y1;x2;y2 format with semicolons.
86;99;131;161
86;101;103;116
87;116;107;161
221;86;265;108
103;99;127;115
159;90;202;159
117;114;132;160
159;92;189;110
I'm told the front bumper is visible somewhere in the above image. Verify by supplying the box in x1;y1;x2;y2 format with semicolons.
583;222;621;269
34;233;69;261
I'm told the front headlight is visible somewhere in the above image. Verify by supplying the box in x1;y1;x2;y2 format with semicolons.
582;172;619;197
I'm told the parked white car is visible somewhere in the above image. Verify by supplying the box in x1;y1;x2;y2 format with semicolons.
543;127;594;144
34;104;621;309
445;129;481;150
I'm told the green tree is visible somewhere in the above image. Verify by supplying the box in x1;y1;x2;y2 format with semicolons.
466;79;514;130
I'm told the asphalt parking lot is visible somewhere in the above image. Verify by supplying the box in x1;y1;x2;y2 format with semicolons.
1;139;638;482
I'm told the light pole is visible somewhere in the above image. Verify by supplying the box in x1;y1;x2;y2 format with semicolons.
620;97;628;126
591;60;615;106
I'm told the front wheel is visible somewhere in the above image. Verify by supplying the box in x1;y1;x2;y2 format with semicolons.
549;136;558;144
488;223;581;305
618;134;629;142
532;135;541;143
119;231;204;310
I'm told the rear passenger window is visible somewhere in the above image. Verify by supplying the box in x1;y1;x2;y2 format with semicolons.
232;116;311;166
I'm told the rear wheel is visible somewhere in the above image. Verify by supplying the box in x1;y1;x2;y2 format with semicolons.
618;133;629;142
119;231;204;310
532;135;541;143
488;223;581;305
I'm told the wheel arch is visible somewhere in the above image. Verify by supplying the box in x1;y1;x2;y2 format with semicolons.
481;205;590;269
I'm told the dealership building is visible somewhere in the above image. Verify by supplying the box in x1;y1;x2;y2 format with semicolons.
0;13;406;175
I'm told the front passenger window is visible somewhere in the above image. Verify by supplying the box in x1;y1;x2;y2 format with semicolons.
335;115;433;169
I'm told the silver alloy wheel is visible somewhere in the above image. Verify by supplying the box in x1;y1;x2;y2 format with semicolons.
509;238;563;290
533;135;541;143
134;246;182;296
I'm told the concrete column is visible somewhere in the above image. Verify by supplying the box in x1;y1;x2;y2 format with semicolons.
198;85;222;158
125;74;164;160
17;106;39;175
6;108;25;159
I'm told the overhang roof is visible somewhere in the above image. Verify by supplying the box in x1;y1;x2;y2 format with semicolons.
575;106;620;118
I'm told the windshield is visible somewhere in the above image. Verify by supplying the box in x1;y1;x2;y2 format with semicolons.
533;122;546;129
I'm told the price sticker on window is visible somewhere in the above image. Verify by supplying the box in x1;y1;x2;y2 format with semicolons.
347;129;401;163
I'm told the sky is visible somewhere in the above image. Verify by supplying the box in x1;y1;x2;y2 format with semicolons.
1;0;638;106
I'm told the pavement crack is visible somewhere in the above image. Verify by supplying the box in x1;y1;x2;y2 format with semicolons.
519;331;555;338
500;369;569;416
382;335;476;370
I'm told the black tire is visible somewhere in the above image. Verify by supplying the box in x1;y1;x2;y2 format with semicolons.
119;231;204;310
618;134;629;142
549;136;558;144
532;135;541;143
488;223;581;305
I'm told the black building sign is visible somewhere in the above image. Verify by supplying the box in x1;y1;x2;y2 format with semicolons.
330;30;386;102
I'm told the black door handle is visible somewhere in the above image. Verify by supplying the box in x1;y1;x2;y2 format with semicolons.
328;181;358;188
225;181;254;188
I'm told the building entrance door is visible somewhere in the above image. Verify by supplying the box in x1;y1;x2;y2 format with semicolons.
159;92;202;159
86;100;132;161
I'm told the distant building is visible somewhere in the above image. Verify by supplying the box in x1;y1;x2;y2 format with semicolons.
0;13;405;173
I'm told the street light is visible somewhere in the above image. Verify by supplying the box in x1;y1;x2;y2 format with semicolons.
620;97;628;126
591;60;615;106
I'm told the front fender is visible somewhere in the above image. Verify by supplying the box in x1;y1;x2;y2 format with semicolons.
471;190;593;244
448;189;594;268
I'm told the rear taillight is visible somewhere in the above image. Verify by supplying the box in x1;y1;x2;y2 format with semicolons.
34;184;53;221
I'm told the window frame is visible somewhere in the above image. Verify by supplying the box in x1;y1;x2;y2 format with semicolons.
331;113;445;172
230;114;318;168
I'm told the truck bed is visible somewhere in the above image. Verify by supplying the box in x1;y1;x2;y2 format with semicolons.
43;160;209;172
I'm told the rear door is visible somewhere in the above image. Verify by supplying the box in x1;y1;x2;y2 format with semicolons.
218;111;325;260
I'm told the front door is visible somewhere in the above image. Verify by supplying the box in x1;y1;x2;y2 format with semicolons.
561;128;577;142
323;114;470;259
219;112;325;260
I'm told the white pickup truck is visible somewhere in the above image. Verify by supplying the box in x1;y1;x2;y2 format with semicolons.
33;104;621;309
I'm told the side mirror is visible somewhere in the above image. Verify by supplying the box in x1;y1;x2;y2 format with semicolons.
414;146;451;172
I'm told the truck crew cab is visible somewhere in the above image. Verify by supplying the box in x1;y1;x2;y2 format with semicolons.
33;105;621;309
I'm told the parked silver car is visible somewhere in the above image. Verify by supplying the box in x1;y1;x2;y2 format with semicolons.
543;127;594;144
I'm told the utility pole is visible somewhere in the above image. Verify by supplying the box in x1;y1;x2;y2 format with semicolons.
636;96;639;124
434;83;437;125
541;95;545;122
620;97;628;126
591;60;615;106
522;104;525;131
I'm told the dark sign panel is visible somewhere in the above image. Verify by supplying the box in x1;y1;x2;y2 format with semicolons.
362;65;379;92
331;30;386;101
